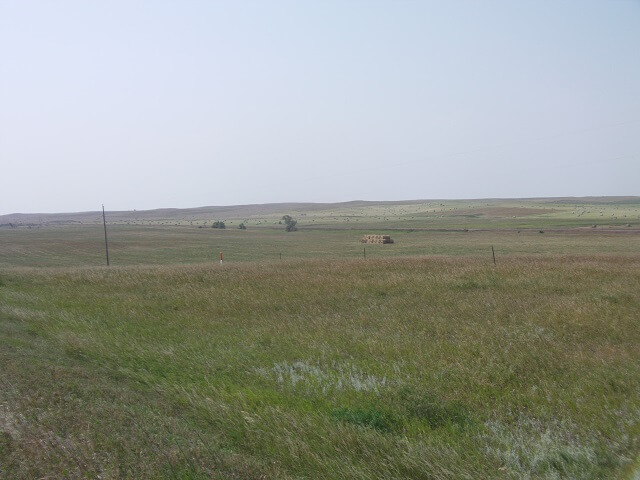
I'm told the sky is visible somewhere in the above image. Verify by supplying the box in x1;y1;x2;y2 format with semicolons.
1;0;639;214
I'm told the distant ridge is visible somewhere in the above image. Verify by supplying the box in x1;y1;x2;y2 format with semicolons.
1;197;638;226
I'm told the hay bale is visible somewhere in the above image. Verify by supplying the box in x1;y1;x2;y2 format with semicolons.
361;234;394;244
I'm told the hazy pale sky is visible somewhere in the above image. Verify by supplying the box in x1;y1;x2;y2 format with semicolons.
1;1;639;214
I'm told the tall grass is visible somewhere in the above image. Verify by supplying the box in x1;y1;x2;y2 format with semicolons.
1;255;639;478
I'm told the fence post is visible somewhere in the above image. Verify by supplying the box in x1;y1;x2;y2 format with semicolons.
102;204;110;266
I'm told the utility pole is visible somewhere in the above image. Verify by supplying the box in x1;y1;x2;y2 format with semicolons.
102;205;110;266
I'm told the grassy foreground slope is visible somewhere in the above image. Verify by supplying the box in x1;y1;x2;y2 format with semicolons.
1;256;639;479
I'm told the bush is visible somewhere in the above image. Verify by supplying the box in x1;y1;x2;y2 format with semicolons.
238;223;246;230
282;215;297;232
211;221;226;229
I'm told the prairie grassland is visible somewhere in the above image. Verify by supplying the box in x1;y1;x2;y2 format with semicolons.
1;224;639;268
3;197;639;231
1;255;639;478
1;197;639;269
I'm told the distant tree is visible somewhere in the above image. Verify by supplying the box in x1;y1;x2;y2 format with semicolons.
211;221;226;229
282;215;297;232
238;223;246;230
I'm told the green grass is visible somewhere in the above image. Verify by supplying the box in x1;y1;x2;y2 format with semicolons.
1;224;639;269
1;197;638;268
1;256;639;478
1;198;639;478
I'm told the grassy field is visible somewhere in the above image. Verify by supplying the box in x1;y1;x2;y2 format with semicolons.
3;197;640;232
1;198;639;478
1;196;639;268
1;224;640;268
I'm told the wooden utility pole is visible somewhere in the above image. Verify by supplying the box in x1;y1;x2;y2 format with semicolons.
102;205;110;266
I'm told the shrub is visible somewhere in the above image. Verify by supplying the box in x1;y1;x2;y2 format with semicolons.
282;215;297;232
211;221;226;229
238;223;246;230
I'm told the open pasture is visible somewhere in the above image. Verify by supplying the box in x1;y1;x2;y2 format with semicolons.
1;198;639;479
3;197;640;231
1;197;639;268
1;256;639;479
0;225;639;269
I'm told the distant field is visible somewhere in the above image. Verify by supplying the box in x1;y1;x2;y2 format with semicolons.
1;225;640;269
2;197;640;231
1;198;639;479
1;197;639;268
